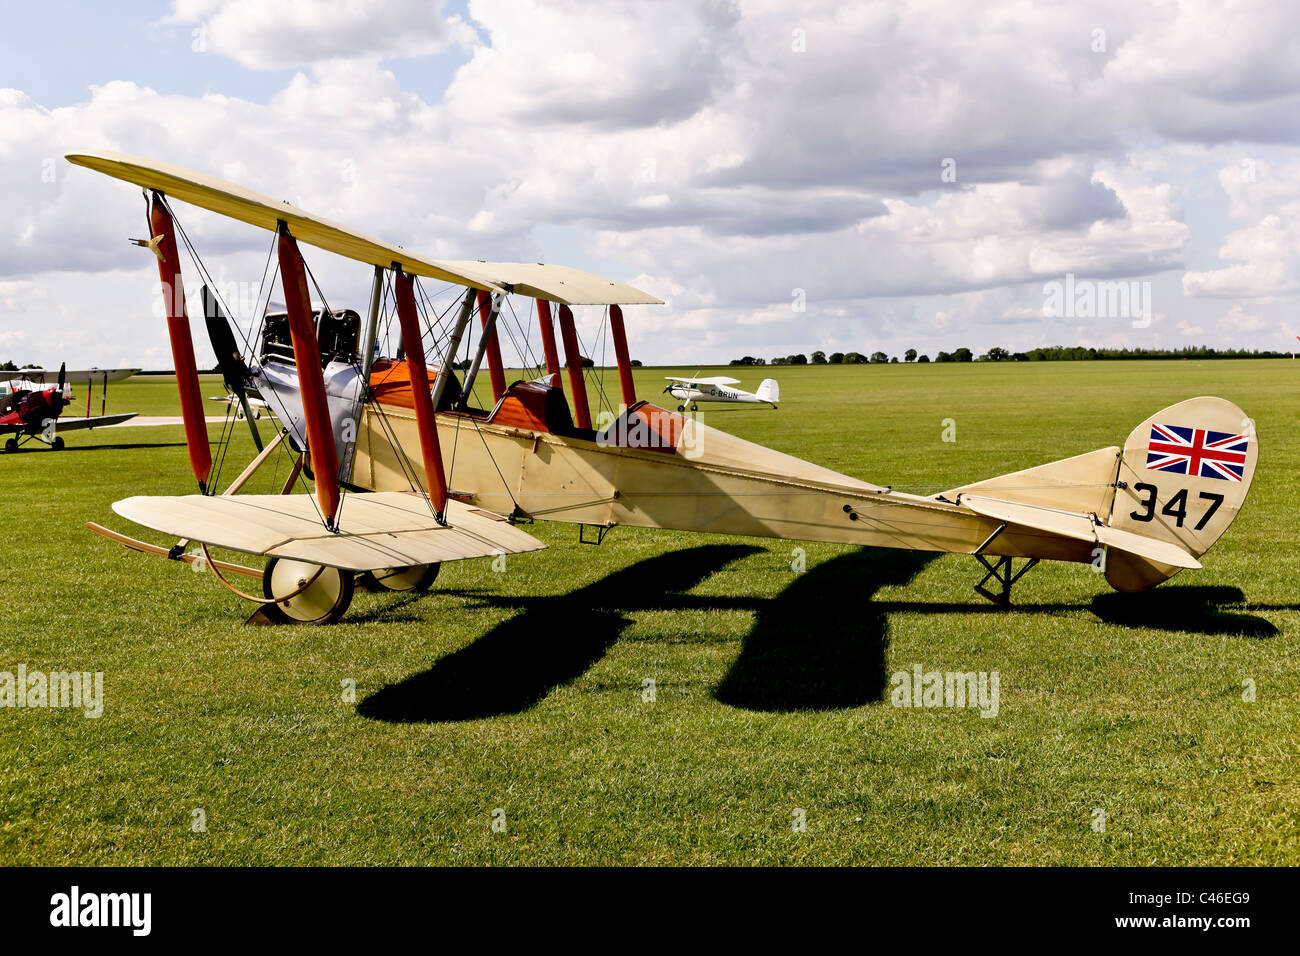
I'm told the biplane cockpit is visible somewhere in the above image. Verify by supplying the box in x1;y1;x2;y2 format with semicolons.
260;308;361;368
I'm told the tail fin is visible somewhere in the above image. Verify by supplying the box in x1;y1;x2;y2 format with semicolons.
945;396;1256;592
756;378;779;405
1104;396;1256;592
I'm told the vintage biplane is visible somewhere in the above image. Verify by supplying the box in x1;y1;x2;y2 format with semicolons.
67;151;1258;624
1;365;139;451
664;374;779;411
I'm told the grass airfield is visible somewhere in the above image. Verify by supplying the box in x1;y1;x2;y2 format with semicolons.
0;359;1296;865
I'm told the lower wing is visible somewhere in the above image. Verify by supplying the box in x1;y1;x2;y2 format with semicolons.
50;413;139;431
111;492;545;571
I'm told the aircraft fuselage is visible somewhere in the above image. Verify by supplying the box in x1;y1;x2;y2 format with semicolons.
665;384;763;405
0;386;66;435
350;399;1094;566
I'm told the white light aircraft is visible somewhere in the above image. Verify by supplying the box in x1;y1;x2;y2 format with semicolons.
664;375;779;411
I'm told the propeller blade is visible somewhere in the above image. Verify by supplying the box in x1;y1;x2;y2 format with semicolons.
201;285;263;451
57;362;66;392
202;286;250;390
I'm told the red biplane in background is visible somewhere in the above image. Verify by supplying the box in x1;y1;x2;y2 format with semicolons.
1;365;139;451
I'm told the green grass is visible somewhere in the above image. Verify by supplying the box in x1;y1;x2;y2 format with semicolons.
0;359;1296;865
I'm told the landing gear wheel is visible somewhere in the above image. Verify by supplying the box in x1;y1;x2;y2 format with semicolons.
676;404;685;412
358;563;441;593
51;436;65;450
690;404;699;412
261;557;354;624
4;438;16;453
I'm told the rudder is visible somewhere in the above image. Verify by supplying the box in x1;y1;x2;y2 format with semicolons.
1105;396;1257;592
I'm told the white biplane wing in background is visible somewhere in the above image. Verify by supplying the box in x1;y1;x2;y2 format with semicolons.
12;368;140;386
208;394;273;420
41;413;139;431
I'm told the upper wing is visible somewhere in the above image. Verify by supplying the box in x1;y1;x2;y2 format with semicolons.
66;151;660;306
9;368;139;385
664;376;741;386
112;492;544;571
52;413;139;431
438;261;661;306
66;151;501;291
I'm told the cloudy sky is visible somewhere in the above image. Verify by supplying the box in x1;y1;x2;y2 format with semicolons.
2;0;1299;369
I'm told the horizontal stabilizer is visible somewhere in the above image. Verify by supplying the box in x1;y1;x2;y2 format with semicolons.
961;494;1200;570
944;446;1119;516
1095;524;1203;570
112;493;544;571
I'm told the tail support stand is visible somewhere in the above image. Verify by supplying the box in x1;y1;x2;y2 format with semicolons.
973;554;1039;608
971;518;1038;607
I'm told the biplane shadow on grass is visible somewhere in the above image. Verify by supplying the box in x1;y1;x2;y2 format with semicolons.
358;545;936;722
67;151;1260;627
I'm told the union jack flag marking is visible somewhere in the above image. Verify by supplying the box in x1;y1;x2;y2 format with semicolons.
1146;424;1248;482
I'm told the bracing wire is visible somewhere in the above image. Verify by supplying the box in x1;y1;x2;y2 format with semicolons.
495;296;543;382
161;198;304;493
152;211;1129;541
572;319;614;422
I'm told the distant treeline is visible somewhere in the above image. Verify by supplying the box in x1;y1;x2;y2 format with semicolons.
0;362;216;376
731;345;1294;366
6;346;1289;377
